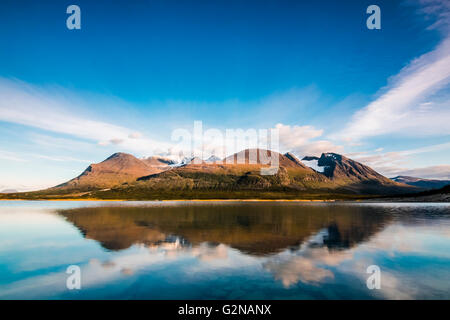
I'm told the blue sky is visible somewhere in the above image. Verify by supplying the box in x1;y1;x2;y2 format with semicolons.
0;0;449;190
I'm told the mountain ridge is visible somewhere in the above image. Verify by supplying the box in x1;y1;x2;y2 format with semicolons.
2;149;419;199
391;176;450;190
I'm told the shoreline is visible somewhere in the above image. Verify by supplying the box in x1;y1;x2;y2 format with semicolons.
0;198;448;203
0;198;338;202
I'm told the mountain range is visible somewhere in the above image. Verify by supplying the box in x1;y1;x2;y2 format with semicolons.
391;176;450;190
0;148;426;200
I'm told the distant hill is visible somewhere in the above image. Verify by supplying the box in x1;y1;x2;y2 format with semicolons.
0;189;18;194
1;149;418;200
391;176;450;190
205;155;222;163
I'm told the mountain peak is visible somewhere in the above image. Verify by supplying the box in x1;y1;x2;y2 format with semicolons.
302;156;319;161
142;155;176;166
57;152;162;189
284;152;305;167
205;155;222;163
105;152;135;160
301;156;326;173
320;153;344;163
317;152;389;181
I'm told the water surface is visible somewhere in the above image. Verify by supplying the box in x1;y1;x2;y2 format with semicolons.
0;201;449;299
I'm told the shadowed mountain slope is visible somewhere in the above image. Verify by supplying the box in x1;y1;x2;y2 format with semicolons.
301;153;411;194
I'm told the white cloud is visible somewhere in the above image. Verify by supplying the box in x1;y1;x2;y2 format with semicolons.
415;0;450;32
350;142;450;179
337;38;450;141
276;123;323;148
275;123;343;157
387;165;450;180
0;78;171;156
128;132;142;139
264;255;334;288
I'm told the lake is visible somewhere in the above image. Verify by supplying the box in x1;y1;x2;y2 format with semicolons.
0;201;449;299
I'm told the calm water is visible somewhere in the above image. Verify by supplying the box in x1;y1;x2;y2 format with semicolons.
0;201;449;299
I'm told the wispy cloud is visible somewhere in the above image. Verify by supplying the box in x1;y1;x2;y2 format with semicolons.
30;154;91;163
0;150;27;162
390;165;450;180
0;148;90;166
414;0;450;32
350;142;450;179
335;0;450;142
0;78;171;156
337;37;450;141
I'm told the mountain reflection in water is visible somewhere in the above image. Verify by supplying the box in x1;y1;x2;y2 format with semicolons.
1;201;449;299
59;202;391;255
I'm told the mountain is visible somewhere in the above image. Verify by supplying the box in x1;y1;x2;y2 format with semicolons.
205;155;222;163
141;155;176;167
2;149;417;200
56;152;170;189
300;156;323;172
284;152;307;167
0;189;18;194
301;153;408;194
133;149;411;196
315;153;392;181
180;156;203;165
391;176;450;190
136;148;325;191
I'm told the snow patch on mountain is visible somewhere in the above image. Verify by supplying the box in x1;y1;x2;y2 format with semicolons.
301;159;326;173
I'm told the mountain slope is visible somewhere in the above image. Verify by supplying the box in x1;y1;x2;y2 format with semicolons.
391;176;450;190
301;153;414;194
56;152;165;189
